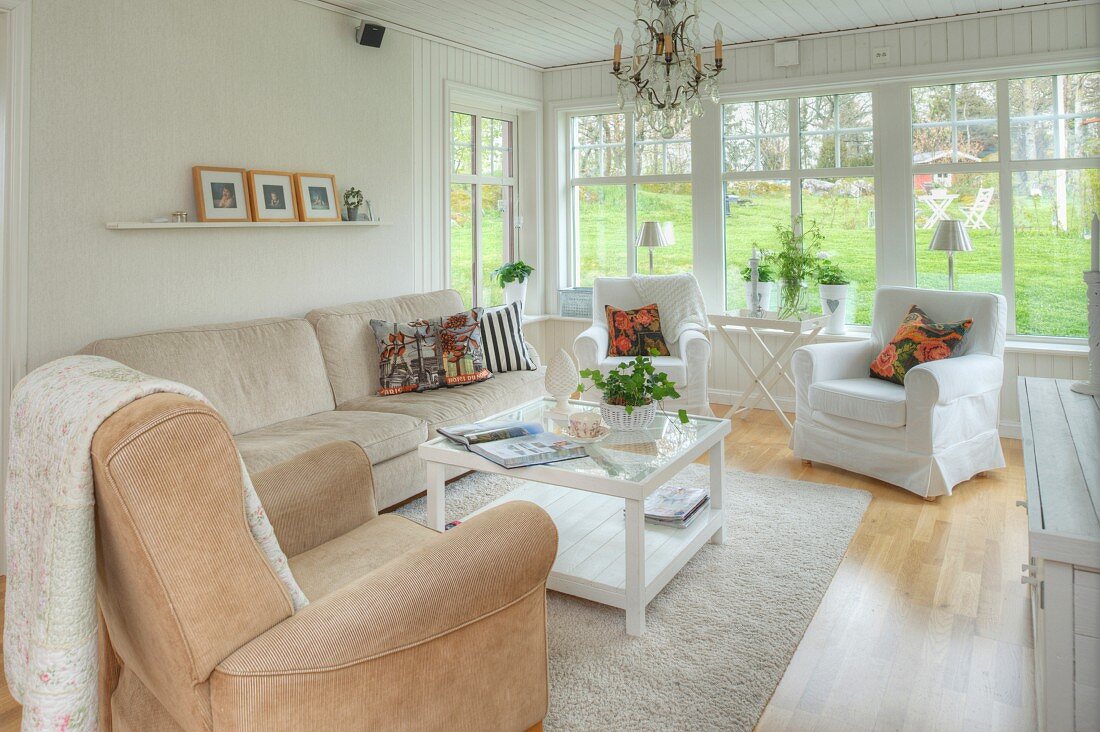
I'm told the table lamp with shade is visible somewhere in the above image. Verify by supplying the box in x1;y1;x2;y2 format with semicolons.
635;221;670;275
929;219;972;291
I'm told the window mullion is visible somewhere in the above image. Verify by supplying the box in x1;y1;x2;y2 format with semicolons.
790;95;802;229
996;77;1017;335
626;114;638;276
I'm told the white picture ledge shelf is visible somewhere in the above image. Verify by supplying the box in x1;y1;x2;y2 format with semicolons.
106;221;389;230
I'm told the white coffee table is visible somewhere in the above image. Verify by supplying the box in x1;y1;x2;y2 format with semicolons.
418;397;731;636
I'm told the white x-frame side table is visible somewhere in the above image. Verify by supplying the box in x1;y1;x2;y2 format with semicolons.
709;312;829;432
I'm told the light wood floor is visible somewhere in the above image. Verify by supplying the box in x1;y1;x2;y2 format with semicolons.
0;408;1033;731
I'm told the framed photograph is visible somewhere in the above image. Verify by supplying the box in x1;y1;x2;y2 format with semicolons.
247;170;299;222
294;173;340;222
192;166;252;222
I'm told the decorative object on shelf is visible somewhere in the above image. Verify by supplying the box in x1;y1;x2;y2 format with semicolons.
491;260;534;309
611;0;725;138
928;219;972;291
1071;212;1100;396
192;166;251;222
635;221;669;274
773;216;822;319
343;186;364;222
559;286;594;318
579;353;688;431
815;258;850;335
246;170;299;223
545;348;581;415
363;199;376;221
293;172;340;222
740;247;772;317
171;211;188;223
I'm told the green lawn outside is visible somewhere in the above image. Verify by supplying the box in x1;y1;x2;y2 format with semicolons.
451;178;1097;337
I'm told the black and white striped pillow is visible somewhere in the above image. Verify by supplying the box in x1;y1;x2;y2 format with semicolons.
479;301;537;372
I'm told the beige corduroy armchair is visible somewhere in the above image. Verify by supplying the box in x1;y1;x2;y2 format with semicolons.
90;392;556;731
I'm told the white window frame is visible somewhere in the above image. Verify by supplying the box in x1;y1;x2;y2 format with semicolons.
448;105;518;308
910;72;1100;338
720;91;877;319
566;110;693;284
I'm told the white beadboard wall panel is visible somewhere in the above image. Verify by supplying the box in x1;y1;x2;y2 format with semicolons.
530;317;1089;438
544;2;1100;100
25;0;540;367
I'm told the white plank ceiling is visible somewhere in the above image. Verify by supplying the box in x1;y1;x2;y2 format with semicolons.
321;0;1075;68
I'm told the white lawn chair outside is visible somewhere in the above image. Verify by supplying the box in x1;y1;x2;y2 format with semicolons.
963;187;995;229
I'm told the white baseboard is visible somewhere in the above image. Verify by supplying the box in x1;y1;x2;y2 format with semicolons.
708;388;1022;440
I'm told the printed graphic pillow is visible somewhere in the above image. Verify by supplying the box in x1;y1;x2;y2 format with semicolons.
869;305;972;385
480;301;537;372
371;309;492;396
605;303;670;357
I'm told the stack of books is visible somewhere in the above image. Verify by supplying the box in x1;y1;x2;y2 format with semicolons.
642;485;711;528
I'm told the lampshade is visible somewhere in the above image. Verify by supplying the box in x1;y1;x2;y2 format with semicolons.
635;221;669;249
928;220;972;252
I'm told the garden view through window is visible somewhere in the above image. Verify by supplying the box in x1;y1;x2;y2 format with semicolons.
449;111;515;308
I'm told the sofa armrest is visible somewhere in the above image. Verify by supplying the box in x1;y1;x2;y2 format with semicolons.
249;441;377;557
791;340;878;386
905;353;1003;406
574;326;609;370
211;501;556;730
213;501;556;675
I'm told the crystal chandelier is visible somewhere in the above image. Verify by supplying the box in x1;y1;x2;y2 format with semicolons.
612;0;725;138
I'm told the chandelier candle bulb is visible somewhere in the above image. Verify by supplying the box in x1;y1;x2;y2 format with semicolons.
613;27;623;69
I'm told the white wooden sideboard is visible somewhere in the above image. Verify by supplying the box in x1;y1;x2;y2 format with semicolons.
1018;377;1100;731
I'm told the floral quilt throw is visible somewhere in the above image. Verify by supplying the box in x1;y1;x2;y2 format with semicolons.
870;305;972;385
4;356;307;731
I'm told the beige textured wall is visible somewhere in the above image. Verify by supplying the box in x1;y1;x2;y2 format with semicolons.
27;0;415;366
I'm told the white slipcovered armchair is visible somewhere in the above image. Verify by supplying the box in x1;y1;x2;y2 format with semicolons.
791;286;1007;499
574;276;713;416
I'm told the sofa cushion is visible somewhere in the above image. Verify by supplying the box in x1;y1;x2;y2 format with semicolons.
371;308;492;395
288;515;436;601
307;290;466;405
82;318;335;435
235;411;427;473
337;369;546;436
809;377;907;428
605;303;670;357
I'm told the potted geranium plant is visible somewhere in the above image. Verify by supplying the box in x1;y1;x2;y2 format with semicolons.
772;216;823;319
816;258;851;335
578;354;688;431
739;252;775;312
343;187;365;222
491;260;534;309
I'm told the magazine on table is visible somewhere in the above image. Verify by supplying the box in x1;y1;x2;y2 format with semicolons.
643;485;711;528
438;420;587;469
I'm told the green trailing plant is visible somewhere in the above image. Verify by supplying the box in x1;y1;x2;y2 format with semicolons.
773;216;824;318
343;187;364;209
578;353;689;424
815;259;850;285
491;260;534;288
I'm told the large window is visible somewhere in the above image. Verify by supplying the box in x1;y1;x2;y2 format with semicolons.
449;110;516;308
722;93;877;324
569;112;692;286
912;73;1099;337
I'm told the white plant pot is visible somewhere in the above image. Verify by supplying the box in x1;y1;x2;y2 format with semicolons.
743;280;773;312
503;280;528;309
818;283;850;335
600;401;656;431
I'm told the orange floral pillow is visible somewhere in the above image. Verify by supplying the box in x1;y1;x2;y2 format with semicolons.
870;305;972;385
605;303;670;357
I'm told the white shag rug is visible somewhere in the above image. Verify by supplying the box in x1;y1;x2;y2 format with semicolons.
396;464;871;731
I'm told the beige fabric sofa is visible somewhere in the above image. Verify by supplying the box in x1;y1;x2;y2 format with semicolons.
82;289;545;509
92;392;555;730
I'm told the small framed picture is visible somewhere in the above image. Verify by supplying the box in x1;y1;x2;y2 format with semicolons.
247;170;299;222
193;166;252;222
294;173;340;222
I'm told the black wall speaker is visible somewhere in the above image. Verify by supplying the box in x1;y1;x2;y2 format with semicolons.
356;22;386;47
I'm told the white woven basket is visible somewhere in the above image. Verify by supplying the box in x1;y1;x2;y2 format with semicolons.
599;401;656;431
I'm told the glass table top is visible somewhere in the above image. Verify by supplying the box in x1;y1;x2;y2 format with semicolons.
425;397;728;484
